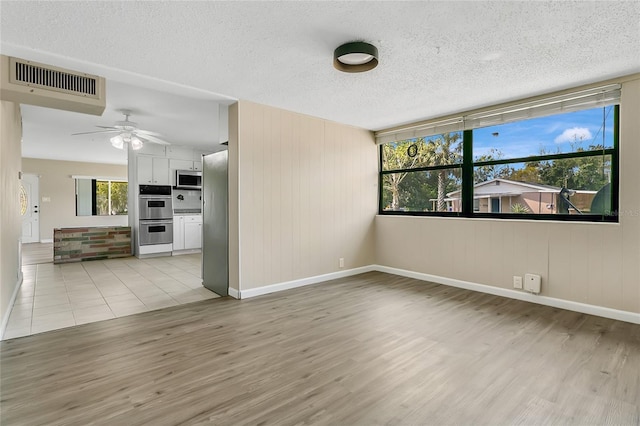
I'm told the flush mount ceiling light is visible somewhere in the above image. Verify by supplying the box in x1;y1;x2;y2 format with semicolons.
333;41;378;73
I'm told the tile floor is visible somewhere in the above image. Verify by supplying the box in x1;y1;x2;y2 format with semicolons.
3;252;218;340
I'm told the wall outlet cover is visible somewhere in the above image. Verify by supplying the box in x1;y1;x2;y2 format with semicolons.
524;273;542;294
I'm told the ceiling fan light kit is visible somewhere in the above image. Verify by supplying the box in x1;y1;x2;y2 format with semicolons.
110;135;124;149
73;109;170;150
130;136;143;150
333;41;378;73
111;133;143;150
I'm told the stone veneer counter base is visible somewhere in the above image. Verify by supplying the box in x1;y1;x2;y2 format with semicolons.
54;226;132;264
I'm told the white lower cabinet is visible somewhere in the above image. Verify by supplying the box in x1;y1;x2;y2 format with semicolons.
184;219;202;249
173;216;185;250
173;215;202;252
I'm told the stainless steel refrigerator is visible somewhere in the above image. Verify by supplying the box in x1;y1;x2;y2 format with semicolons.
201;150;228;296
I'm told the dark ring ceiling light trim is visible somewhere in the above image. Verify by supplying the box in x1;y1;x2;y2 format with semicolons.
333;42;379;73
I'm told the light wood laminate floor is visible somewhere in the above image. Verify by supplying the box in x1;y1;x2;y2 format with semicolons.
1;272;639;425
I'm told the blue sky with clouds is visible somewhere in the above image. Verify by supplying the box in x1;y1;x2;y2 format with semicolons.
473;106;615;160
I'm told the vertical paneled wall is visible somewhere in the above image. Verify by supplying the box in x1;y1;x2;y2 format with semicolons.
232;101;377;291
228;104;240;292
376;77;640;314
0;101;22;328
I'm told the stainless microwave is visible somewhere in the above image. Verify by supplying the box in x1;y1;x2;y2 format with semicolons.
175;170;202;189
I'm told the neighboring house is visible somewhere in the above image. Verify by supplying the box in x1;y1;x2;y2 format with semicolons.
444;178;597;214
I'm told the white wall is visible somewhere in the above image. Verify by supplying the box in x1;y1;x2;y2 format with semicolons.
230;100;378;292
21;158;128;241
376;77;640;315
1;101;22;333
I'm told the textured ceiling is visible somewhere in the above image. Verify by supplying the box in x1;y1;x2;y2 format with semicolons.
1;1;639;164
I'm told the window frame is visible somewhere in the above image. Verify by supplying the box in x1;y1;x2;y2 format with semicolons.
378;105;619;223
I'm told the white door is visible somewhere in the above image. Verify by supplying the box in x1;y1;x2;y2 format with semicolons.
21;173;40;243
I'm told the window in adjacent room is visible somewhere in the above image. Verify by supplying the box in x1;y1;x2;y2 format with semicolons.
76;178;128;216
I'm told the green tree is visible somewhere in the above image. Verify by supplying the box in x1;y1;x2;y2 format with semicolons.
423;133;462;211
538;145;608;191
110;181;128;214
96;181;109;215
95;180;128;215
509;162;541;184
400;169;461;212
474;148;513;183
571;146;610;191
382;139;430;210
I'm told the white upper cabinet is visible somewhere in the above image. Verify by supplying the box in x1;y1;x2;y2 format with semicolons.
135;147;209;187
138;156;170;185
152;157;170;185
137;156;153;184
170;159;194;171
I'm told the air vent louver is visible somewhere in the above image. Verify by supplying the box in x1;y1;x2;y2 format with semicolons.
13;58;98;98
1;55;106;115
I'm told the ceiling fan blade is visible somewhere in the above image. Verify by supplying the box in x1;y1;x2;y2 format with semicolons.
71;129;120;136
135;129;163;137
95;126;119;130
137;134;170;145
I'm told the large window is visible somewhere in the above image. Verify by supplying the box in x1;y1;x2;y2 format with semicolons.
76;178;128;216
379;101;619;222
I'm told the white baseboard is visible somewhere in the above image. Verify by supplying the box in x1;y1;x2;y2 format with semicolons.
233;263;639;324
238;265;377;299
0;274;24;341
40;238;53;243
374;265;640;325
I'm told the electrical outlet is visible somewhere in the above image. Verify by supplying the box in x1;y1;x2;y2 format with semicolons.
339;258;344;268
513;276;523;289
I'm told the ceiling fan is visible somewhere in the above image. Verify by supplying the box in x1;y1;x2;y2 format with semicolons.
71;109;170;150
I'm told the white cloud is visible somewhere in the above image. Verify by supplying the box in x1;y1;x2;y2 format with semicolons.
554;127;592;144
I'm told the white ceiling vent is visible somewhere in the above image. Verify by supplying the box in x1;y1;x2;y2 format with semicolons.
0;55;106;116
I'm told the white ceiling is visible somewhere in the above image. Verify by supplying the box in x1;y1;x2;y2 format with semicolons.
1;1;639;165
19;82;227;165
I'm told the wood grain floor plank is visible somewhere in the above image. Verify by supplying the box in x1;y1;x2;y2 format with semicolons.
1;272;639;425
